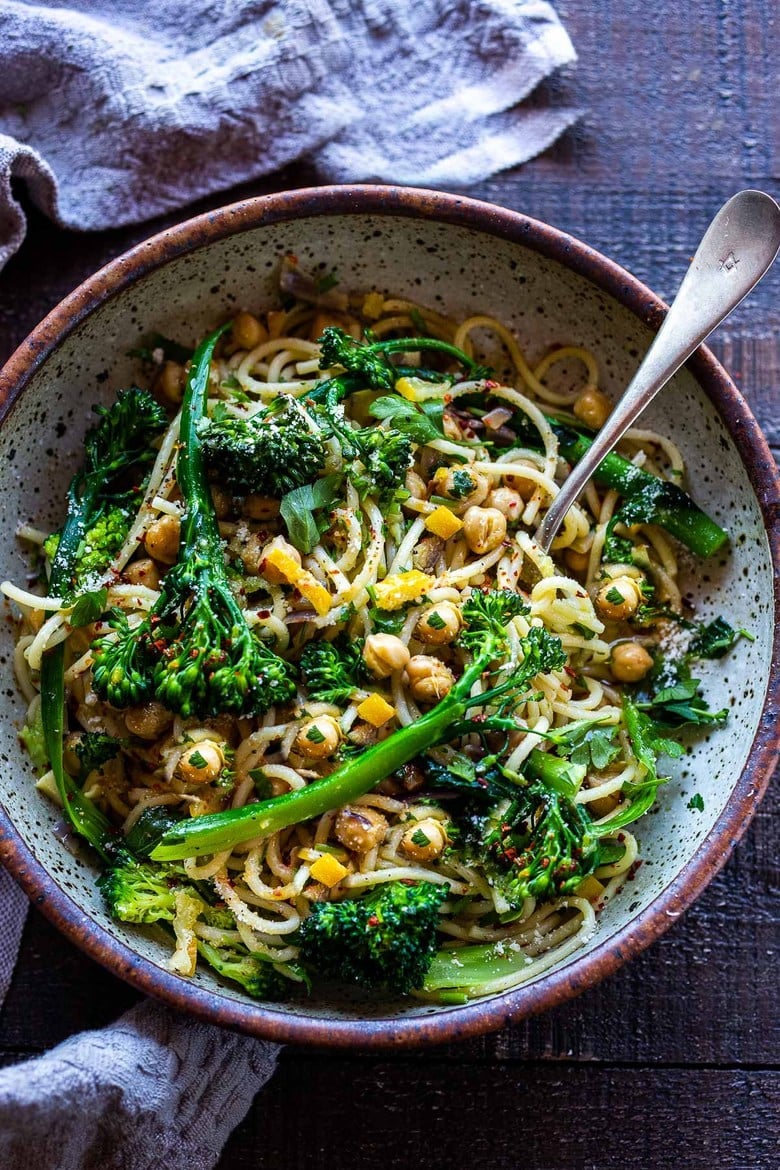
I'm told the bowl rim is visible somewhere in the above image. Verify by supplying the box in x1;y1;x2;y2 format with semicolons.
0;183;778;1049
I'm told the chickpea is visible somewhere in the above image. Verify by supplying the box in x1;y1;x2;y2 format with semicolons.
123;558;161;590
231;311;267;351
595;575;643;621
401;817;448;862
243;494;280;521
611;641;654;682
487;486;524;520
154;360;186;405
144;513;180;565
26;608;45;634
363;633;411;679
573;385;612;430
260;536;301;584
175;739;226;785
334;805;388;853
210;484;233;519
302;882;329;903
125;700;173;741
295;715;342;760
238;532;265;576
503;470;537;499
63;733;83;777
431;466;490;511
462;506;507;555
405;655;455;704
415;601;462;645
565;548;590;575
405;469;428;499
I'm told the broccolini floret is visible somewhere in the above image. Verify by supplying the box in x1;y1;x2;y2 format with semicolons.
72;504;134;581
318;326;399;392
73;731;124;778
91;327;297;720
310;398;412;504
196;940;291;1000
38;387;168;859
298;880;447;993
201;395;326;496
99;850;295;999
300;638;366;706
311;326;490;406
98;851;182;924
466;782;601;910
46;389;167;596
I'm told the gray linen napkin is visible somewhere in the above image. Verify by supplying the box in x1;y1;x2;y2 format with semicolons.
0;1;578;1165
0;0;579;267
0;866;279;1170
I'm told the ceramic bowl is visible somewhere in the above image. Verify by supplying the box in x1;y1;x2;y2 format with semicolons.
0;186;778;1047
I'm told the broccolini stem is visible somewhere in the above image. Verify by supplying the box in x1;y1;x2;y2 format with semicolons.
150;643;562;862
306;335;484;405
151;685;471;860
551;423;728;557
370;336;487;376
524;748;585;795
422;939;534;996
40;644;113;859
177;323;232;559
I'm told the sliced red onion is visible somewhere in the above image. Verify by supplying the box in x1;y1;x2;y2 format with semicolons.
482;406;513;430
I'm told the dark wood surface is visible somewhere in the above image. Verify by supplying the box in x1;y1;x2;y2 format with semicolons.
1;2;778;1167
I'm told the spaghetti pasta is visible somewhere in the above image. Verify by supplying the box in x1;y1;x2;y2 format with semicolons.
5;273;737;1004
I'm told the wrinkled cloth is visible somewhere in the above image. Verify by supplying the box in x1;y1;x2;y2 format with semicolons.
0;994;279;1170
0;0;579;267
0;867;26;1006
0;864;280;1169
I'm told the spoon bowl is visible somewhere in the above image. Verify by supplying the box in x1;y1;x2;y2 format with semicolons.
537;189;780;551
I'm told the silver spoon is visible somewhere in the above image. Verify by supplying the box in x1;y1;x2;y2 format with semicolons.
536;189;780;552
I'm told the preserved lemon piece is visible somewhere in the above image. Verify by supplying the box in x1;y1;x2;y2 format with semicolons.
424;506;463;539
356;693;396;727
309;854;349;887
262;546;331;615
373;570;433;609
296;572;332;616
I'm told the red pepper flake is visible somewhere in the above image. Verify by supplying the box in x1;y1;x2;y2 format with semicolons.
367;914;379;927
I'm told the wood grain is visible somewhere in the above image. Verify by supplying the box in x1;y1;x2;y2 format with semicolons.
219;1059;780;1170
0;0;778;1166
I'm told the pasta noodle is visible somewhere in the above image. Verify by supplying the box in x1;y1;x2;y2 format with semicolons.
4;276;734;1004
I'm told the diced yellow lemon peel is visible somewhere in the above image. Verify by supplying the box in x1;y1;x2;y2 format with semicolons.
309;854;349;887
362;291;384;319
424;506;464;539
574;875;605;901
356;693;396;727
394;375;445;402
262;547;331;615
262;547;300;584
372;570;433;610
296;573;332;616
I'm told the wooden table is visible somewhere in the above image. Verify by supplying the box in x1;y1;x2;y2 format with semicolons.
1;2;778;1166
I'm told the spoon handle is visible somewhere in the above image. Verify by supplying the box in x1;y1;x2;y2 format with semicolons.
537;189;780;553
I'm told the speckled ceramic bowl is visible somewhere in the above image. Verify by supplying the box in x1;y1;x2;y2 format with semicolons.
0;186;778;1047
